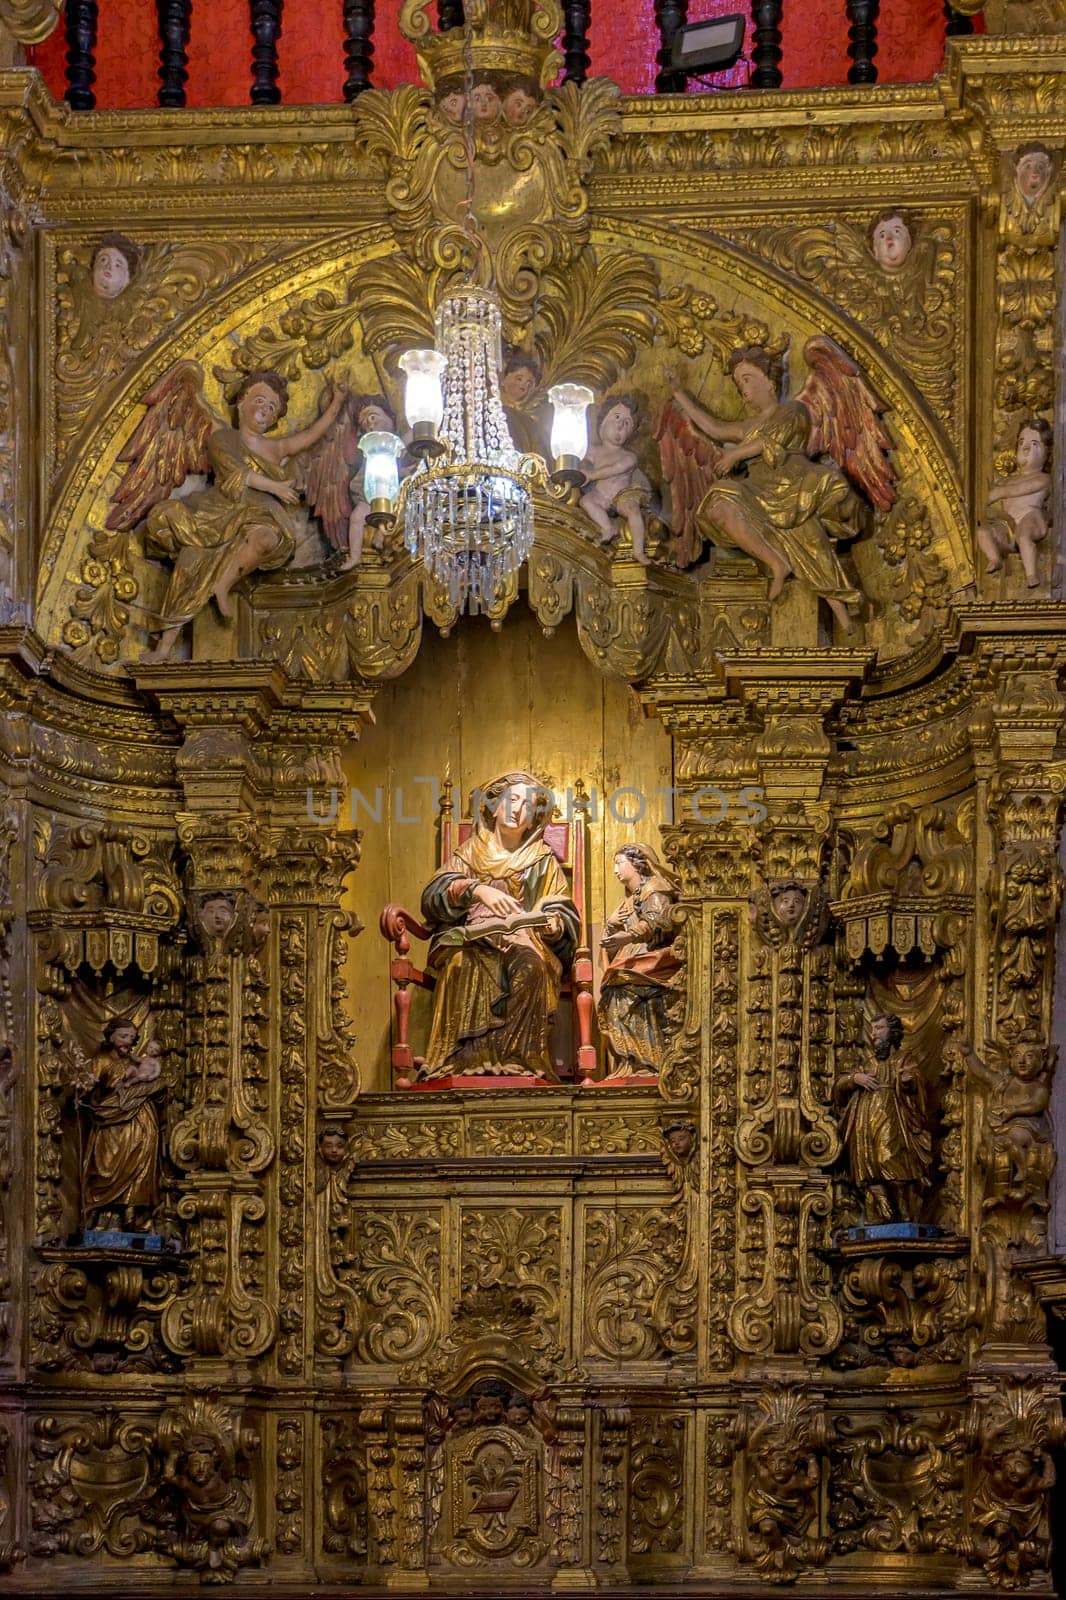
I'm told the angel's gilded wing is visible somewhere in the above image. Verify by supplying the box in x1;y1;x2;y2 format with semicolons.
105;362;214;532
798;335;895;512
655;401;718;568
300;395;361;553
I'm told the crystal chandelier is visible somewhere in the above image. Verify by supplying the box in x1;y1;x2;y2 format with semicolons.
353;10;595;614
400;286;535;611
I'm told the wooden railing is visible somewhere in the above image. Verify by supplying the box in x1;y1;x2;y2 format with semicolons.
58;0;976;111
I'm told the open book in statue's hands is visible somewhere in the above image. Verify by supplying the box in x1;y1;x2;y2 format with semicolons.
461;909;551;942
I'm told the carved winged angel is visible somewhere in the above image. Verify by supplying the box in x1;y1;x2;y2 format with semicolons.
659;337;895;631
105;362;350;660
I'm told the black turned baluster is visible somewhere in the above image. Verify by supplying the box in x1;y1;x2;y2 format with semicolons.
64;0;98;111
750;0;783;89
944;1;974;35
846;0;879;84
250;0;283;105
343;0;375;100
562;0;591;85
157;0;192;108
655;0;688;93
437;0;464;27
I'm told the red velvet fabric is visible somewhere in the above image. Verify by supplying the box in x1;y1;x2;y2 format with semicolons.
29;1;950;110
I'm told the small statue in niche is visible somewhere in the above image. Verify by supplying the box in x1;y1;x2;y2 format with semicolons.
417;771;579;1081
976;419;1051;589
91;233;139;301
580;394;655;566
596;843;680;1080
961;1036;1056;1213
106;362;350;661
833;1012;933;1225
868;209;913;275
662;338;895;625
77;1017;165;1234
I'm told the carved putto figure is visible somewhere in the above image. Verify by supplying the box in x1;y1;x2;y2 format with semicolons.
76;1017;164;1233
580;394;655;565
663;338;894;627
597;843;679;1079
417;772;579;1081
741;1389;828;1580
302;392;409;569
106;362;349;660
154;1398;268;1580
962;1036;1055;1215
834;1013;933;1224
976;419;1051;588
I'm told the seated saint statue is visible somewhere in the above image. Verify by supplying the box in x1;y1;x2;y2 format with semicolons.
418;772;579;1081
597;843;680;1079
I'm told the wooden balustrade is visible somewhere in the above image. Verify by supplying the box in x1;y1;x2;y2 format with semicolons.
250;0;283;106
157;0;192;108
64;0;98;110
343;0;375;99
562;0;591;86
60;0;969;110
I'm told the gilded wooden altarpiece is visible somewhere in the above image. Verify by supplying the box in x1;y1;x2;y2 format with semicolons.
0;0;1061;1592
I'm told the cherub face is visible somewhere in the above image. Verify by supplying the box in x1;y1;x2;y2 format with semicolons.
503;86;536;125
500;365;536;406
600;404;636;446
1016;150;1051;203
1013;1044;1045;1080
318;1131;348;1166
184;1447;218;1488
772;886;807;928
665;1124;694;1161
1016;426;1048;475
92;246;132;300
237;382;283;435
871;214;912;273
732;361;777;411
471;83;501;124
439;91;465;124
200;895;236;937
1000;1449;1037;1488
359;403;394;433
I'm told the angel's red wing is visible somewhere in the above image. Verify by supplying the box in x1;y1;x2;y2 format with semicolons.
656;401;719;567
301;399;361;553
798;336;895;512
105;362;213;533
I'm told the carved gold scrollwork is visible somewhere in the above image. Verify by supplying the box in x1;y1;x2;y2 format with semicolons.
348;1209;443;1365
